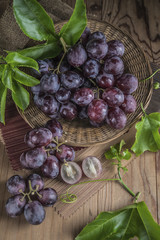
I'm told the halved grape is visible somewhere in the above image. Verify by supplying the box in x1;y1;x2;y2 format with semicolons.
56;145;75;163
82;156;102;179
116;73;138;94
88;99;108;123
61;162;82;184
121;95;137;114
73;88;94;106
5;195;26;218
102;87;124;107
106;107;127;129
24;201;45;225
41;156;59;179
27;173;44;192
6;175;26;195
104;56;124;76
45;119;63;139
67;43;87;67
38;188;58;207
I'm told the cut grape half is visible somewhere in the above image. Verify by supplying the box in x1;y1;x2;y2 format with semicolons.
82;156;102;179
61;162;82;184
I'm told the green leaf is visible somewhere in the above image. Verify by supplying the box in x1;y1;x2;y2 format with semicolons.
12;81;30;110
104;146;118;160
75;201;160;240
13;0;57;41
5;52;39;70
0;64;5;78
154;82;160;89
60;0;87;46
122;149;132;160
2;65;14;91
18;41;62;60
131;112;160;156
0;81;7;124
13;68;40;87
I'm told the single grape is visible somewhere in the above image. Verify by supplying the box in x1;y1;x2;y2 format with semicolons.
73;88;94;106
102;87;124;107
60;102;77;121
120;95;137;114
81;27;91;45
60;71;84;90
45;142;57;155
78;107;88;120
40;94;60;115
33;59;55;77
89;120;104;127
45;119;63;139
56;145;75;163
31;84;41;95
88;31;106;41
61;162;82;184
83;59;100;79
55;87;71;104
24;127;53;148
34;93;45;108
27;173;44;192
86;39;108;60
5;195;26;218
106;40;125;57
24;148;47;169
59;58;71;73
6;175;26;195
67;43;87;67
106;107;127;129
40;73;60;94
24;201;45;225
41;156;60;179
20;152;31;169
96;70;115;88
88;99;108;123
116;73;138;94
104;56;124;76
82;156;102;179
38;188;58;207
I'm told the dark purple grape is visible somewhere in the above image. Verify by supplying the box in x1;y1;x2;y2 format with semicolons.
48;112;61;120
31;84;41;95
22;148;47;169
5;195;26;218
73;88;94;106
67;43;87;67
106;40;125;57
38;188;58;207
33;59;55;77
27;174;44;191
40;94;60;115
24;201;45;225
60;102;77;121
45;142;57;155
81;27;91;45
40;73;60;94
25;127;52;148
88;99;108;123
86;39;108;60
6;175;26;195
34;93;44;108
55;87;71;104
82;79;93;88
104;56;124;76
20;152;31;169
89;120;104;127
106;107;127;129
96;70;115;88
61;71;84;90
45;119;63;139
61;162;82;184
59;59;71;73
41;156;59;179
78;107;88;119
116;74;138;94
102;87;124;107
56;145;75;162
88;31;106;42
120;95;137;114
83;59;100;78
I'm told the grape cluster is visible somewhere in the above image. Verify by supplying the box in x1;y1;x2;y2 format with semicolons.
32;28;138;130
5;174;57;225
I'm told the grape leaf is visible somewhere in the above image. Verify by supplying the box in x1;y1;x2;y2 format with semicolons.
13;0;57;41
13;68;39;87
131;112;160;156
60;0;87;46
0;81;7;124
2;65;14;92
12;81;30;110
0;64;5;78
75;201;160;240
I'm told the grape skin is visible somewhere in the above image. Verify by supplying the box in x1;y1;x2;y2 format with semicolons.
83;59;100;79
106;107;127;129
96;70;115;88
102;87;124;107
73;88;94;106
56;145;75;163
24;201;45;225
61;71;84;90
106;40;125;57
41;156;60;179
5;195;26;218
86;39;108;60
23;148;47;169
116;73;138;94
104;56;124;76
38;188;58;207
55;87;71;104
60;102;77;121
121;95;137;114
67;43;87;67
88;99;108;123
6;175;26;195
40;73;60;94
40;94;60;115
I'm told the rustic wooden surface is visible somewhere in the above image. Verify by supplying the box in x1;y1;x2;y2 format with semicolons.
0;0;160;239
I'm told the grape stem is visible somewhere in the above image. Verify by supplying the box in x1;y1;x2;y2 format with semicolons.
140;69;160;82
19;180;42;202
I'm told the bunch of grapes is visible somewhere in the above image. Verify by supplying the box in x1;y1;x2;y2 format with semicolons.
32;27;138;129
5;174;57;225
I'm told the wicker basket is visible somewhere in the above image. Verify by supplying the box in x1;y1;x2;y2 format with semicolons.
18;19;153;147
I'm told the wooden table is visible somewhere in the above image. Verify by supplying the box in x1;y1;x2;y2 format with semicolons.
0;0;160;239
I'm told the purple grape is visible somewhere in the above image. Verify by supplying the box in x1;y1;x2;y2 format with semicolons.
106;107;127;129
24;201;45;225
67;43;87;67
6;175;26;195
48;112;61;120
31;84;41;95
73;88;94;106
24;127;53;148
20;152;31;169
82;79;93;88
88;99;108;123
78;107;88;119
56;145;75;162
40;94;60;115
45;119;63;139
61;162;82;184
40;73;60;94
81;27;91;45
61;71;84;90
38;188;58;207
5;195;26;218
83;59;100;79
55;87;71;104
92;87;103;99
45;142;57;155
104;56;124;76
106;40;125;57
33;59;55;77
96;70;115;88
116;74;138;94
60;102;77;121
86;39;108;60
41;156;59;179
102;87;124;107
121;95;137;114
88;31;106;41
22;148;47;169
59;59;71;73
27;174;44;192
34;93;45;108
